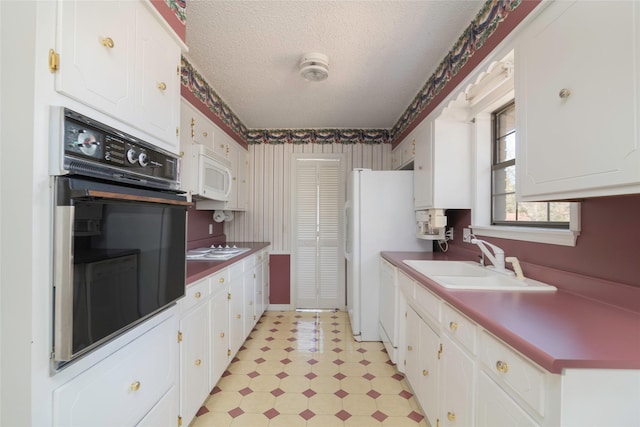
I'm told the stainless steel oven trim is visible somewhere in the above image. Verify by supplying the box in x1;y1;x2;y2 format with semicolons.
53;205;75;361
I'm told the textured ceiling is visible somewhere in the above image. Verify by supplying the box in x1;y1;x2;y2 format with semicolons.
185;1;484;130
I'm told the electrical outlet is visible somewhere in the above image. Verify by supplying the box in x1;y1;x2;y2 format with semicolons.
209;223;214;235
463;227;471;243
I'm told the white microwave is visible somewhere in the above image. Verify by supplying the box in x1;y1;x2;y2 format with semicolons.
193;145;232;202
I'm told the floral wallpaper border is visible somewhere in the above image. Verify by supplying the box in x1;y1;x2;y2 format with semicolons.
165;0;186;24
180;0;523;146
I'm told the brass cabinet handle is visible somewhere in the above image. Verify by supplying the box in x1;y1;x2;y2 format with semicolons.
202;132;208;137
496;360;509;373
559;88;571;99
101;37;114;48
447;412;456;421
422;369;429;376
219;278;225;283
249;300;253;305
407;345;413;351
236;314;241;319
130;381;141;391
194;291;201;299
157;82;167;91
195;359;201;366
449;321;458;331
219;332;225;338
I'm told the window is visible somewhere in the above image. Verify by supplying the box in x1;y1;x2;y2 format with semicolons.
491;102;570;228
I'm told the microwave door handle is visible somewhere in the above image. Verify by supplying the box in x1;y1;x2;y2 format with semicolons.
53;205;74;362
225;168;233;199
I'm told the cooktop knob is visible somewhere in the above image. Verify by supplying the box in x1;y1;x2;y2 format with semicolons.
126;148;138;164
138;152;149;167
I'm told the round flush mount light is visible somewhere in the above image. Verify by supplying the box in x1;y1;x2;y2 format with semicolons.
299;52;329;82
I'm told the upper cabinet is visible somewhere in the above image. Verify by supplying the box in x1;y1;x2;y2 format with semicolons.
413;109;472;210
515;0;640;201
54;0;181;154
392;134;416;170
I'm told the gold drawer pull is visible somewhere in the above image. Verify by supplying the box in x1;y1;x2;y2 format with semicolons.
422;369;429;376
130;381;141;392
236;314;241;319
101;37;114;48
559;88;571;99
195;359;202;366
447;412;456;421
202;132;208;137
220;332;225;338
249;300;253;305
407;345;413;351
157;82;167;91
194;291;201;299
496;360;509;373
449;321;458;331
219;278;225;283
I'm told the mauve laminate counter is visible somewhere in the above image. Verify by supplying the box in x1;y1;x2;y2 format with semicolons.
381;251;640;374
186;242;270;285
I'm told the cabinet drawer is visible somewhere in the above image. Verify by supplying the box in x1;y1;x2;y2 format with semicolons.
53;317;176;426
479;331;546;416
398;271;415;301
442;303;476;354
415;283;440;324
243;254;257;270
181;278;209;313
209;268;230;293
228;260;244;280
477;371;540;427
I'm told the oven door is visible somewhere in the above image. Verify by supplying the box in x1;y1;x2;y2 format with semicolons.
53;176;190;365
197;153;232;201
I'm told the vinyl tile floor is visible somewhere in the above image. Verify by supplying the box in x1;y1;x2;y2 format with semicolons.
190;310;428;427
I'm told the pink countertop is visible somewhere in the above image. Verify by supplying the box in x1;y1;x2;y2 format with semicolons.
381;251;640;374
186;242;270;285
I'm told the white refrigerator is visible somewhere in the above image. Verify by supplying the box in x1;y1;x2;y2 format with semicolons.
345;169;432;342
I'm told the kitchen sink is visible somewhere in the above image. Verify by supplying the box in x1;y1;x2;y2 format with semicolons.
402;260;557;292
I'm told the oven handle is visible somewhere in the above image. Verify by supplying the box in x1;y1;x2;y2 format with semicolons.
53;205;74;362
79;189;193;207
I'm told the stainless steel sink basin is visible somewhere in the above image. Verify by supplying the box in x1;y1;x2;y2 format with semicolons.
402;260;557;292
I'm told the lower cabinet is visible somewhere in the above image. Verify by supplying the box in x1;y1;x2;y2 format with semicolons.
477;371;539;427
178;247;270;425
52;313;178;426
439;334;475;427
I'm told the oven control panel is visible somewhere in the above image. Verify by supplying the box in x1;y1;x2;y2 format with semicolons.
55;108;180;190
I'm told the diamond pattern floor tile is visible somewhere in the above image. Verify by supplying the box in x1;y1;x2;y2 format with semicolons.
189;310;428;427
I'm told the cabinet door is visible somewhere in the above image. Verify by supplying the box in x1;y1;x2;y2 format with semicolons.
243;267;256;335
228;278;245;356
227;142;239;209
237;149;249;211
135;10;180;154
404;307;421;391
56;0;135;117
210;287;230;387
136;385;178;427
180;303;210;423
516;0;640;200
477;372;540;427
439;334;475;427
413;119;434;209
417;320;440;424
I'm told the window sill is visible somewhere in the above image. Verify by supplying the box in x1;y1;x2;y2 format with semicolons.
470;225;579;247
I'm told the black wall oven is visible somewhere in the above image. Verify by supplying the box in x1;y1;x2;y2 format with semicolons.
51;108;190;368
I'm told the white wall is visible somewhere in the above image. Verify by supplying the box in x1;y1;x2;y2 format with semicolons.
225;142;392;252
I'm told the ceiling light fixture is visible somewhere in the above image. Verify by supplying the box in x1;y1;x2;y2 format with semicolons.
299;53;329;82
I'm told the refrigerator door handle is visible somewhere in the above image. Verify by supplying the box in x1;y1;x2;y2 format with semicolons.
344;202;351;261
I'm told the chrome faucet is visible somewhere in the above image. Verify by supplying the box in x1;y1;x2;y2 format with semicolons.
470;238;514;276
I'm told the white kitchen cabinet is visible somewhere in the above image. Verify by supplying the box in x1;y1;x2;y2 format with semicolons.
242;257;256;336
392;133;416;170
515;0;640;201
228;262;245;356
413;112;472;210
210;273;230;387
53;314;178;426
439;334;475;427
179;281;210;424
180;99;216;150
54;0;181;154
136;385;179;427
477;371;540;427
416;313;440;425
404;307;421;390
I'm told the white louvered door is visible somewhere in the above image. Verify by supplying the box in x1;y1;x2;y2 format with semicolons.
292;156;344;309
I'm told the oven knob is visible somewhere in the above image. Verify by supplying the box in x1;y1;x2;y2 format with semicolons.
104;151;111;161
126;148;138;164
138;152;149;167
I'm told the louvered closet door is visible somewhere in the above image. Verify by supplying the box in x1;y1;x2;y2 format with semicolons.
293;157;344;309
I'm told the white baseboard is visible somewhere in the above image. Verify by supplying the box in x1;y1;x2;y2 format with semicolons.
266;304;291;311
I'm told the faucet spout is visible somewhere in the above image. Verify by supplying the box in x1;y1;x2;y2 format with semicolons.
470;238;511;274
